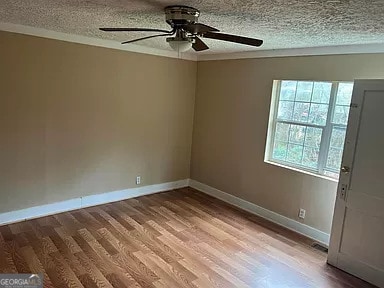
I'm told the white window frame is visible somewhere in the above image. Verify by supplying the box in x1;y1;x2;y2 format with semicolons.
265;80;352;180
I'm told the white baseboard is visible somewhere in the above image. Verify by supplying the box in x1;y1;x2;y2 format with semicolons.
0;178;330;246
189;179;330;246
0;179;189;226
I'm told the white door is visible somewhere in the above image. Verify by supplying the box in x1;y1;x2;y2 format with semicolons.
328;80;384;288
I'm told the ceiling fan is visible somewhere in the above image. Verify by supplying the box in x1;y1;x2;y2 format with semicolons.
100;5;263;52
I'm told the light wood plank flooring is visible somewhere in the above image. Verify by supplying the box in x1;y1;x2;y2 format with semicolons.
0;187;376;288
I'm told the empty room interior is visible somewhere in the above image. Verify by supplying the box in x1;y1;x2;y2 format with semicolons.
0;0;383;287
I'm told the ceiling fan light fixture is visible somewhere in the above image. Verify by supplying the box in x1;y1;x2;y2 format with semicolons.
167;37;193;52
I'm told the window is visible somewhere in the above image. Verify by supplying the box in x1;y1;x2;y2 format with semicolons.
265;80;354;179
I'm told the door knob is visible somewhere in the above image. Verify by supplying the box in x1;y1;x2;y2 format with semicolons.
341;166;350;174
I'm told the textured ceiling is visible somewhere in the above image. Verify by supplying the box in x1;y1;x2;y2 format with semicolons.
1;0;384;54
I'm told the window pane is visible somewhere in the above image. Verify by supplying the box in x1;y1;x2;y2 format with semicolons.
326;148;343;170
269;80;349;178
336;83;354;105
312;82;332;104
330;127;346;148
280;81;297;100
289;124;306;145
308;103;328;126
272;141;288;160
277;101;294;120
296;82;313;102
302;147;319;168
333;105;350;125
304;127;322;148
275;122;290;142
293;102;310;123
287;144;303;164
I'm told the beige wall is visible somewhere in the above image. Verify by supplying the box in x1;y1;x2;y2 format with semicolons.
0;31;196;213
2;29;384;235
191;54;384;234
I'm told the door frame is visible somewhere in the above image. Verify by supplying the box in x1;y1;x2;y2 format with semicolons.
328;79;384;287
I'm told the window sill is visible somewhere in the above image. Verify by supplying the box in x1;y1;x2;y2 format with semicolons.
264;160;339;183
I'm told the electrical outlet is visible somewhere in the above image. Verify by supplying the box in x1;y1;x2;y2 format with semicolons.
298;208;306;219
136;176;141;185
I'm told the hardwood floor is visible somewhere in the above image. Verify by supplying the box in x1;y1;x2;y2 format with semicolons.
0;187;376;288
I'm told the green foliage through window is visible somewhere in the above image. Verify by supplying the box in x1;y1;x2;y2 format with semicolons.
268;80;354;179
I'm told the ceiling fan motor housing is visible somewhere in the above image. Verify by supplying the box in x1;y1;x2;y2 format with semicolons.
164;5;200;27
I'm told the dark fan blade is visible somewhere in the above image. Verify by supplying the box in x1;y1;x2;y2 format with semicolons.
121;32;174;44
184;23;219;34
100;28;173;33
202;32;263;47
192;37;209;51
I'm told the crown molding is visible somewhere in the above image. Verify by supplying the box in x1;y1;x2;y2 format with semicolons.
2;22;384;62
197;43;384;61
0;22;198;61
